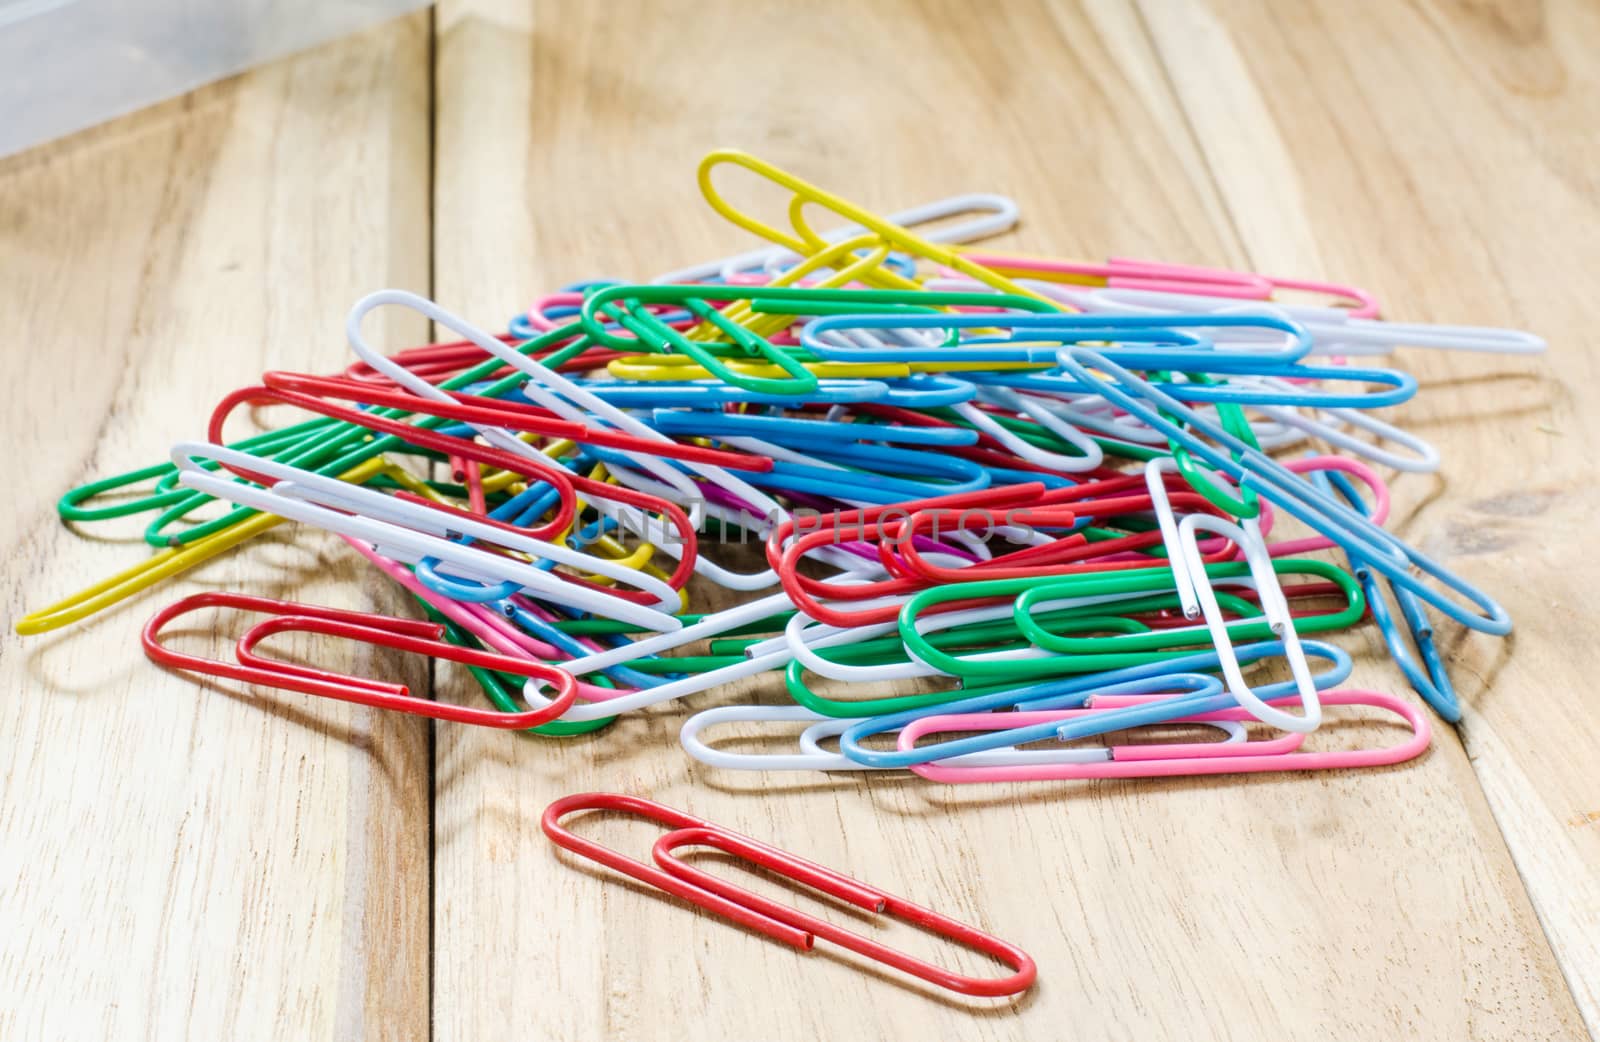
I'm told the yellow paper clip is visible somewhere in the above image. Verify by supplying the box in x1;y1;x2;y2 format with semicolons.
18;456;407;635
697;150;1069;309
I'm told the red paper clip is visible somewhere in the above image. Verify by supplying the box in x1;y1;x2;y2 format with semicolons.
877;487;1238;584
542;792;1037;998
768;476;1243;628
144;591;578;727
262;370;773;472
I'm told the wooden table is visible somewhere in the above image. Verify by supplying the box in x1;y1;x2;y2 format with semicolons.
3;2;1596;1038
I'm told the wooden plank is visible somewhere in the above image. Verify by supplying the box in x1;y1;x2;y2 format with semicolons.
429;1;1586;1038
1136;0;1600;1033
0;15;433;1041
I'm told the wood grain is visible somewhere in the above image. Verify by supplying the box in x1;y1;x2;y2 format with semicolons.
1137;0;1600;1032
431;1;1589;1039
0;15;433;1041
5;1;1593;1038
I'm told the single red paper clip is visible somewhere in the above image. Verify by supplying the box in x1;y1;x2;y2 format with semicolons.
144;591;578;727
541;792;1037;998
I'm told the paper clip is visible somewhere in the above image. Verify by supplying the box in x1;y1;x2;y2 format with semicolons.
517;591;798;722
172;443;687;631
1145;456;1321;732
1173;514;1322;732
678;703;1247;772
896;690;1430;783
1313;467;1462;720
1063;286;1544;355
580;283;1056;396
697;150;1060;307
954;250;1275;298
1052;348;1512;635
15;453;413;635
835;641;1355;770
931;266;1382;318
143;591;579;727
542;792;1036;997
653;191;1020;285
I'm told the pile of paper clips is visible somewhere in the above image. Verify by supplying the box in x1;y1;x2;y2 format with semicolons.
19;149;1543;993
23;146;1544;766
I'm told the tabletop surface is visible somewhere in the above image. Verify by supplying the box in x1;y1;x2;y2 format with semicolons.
3;1;1598;1039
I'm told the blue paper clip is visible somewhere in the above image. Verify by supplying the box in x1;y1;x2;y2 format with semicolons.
581;379;893;407
741;449;990;502
1051;348;1511;636
966;365;1417;410
1312;467;1461;720
801;311;1314;368
648;409;979;447
868;374;978;408
838;640;1354;768
801;311;1416;408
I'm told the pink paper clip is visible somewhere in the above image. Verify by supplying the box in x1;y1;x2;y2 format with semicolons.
960;250;1274;298
896;691;1430;783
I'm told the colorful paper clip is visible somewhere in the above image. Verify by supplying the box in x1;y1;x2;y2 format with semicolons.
895;691;1430;783
30;148;1542;769
542;792;1037;997
26;145;1567;1010
144;592;578;727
